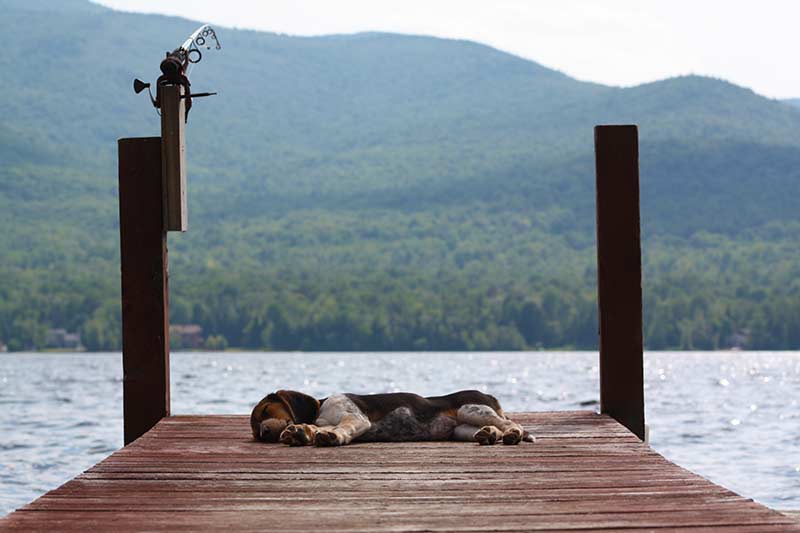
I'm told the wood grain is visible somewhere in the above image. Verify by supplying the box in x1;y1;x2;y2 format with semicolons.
594;124;645;440
160;84;187;231
117;137;170;446
2;412;796;532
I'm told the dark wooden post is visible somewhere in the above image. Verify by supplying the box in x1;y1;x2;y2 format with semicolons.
594;125;645;441
118;137;170;445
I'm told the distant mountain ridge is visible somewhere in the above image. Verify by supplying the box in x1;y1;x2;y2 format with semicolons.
1;0;799;351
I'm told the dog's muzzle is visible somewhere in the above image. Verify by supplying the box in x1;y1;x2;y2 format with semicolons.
257;419;289;442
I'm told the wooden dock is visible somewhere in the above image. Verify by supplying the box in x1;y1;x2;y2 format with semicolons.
4;118;790;530
2;411;797;532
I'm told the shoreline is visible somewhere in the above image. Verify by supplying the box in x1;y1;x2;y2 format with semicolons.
3;349;800;355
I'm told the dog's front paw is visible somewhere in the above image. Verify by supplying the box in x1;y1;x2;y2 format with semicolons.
279;424;314;446
502;427;523;445
314;428;343;447
474;425;503;445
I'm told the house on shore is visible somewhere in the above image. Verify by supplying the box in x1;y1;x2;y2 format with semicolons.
170;324;205;349
45;329;84;351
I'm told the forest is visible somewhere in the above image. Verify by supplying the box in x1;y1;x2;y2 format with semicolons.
2;222;799;351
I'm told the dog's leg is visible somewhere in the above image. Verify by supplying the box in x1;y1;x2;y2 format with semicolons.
457;404;533;445
453;423;490;443
313;414;371;447
279;423;318;446
310;393;372;447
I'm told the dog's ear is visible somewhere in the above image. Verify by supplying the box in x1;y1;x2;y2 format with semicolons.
273;390;320;424
250;396;268;436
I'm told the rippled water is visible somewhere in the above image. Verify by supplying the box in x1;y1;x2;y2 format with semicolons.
1;351;798;516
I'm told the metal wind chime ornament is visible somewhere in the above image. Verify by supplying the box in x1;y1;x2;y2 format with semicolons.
133;24;222;230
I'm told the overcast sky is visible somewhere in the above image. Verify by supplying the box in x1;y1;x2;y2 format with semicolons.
95;0;800;99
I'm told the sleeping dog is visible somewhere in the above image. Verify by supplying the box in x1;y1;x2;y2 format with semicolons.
250;389;534;446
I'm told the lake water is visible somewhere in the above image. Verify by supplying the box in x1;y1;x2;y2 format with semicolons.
1;351;798;516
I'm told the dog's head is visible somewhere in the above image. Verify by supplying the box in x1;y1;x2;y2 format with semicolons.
250;390;320;442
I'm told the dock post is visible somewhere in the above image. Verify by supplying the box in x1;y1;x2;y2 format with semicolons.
118;137;170;445
594;125;645;441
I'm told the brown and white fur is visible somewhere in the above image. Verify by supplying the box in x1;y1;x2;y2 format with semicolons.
250;390;535;447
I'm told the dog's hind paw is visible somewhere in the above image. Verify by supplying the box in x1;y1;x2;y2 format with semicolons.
314;428;343;447
502;427;523;445
279;424;314;446
474;425;503;445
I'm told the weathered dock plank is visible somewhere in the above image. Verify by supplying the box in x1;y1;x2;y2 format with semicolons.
2;412;797;532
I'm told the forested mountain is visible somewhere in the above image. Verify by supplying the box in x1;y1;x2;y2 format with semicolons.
1;0;799;351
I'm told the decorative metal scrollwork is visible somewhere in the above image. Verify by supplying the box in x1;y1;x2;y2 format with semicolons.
181;25;221;67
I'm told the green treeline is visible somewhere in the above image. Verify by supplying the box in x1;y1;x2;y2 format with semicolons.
2;265;799;352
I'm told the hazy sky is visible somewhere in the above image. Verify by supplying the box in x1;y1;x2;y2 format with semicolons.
94;1;800;99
